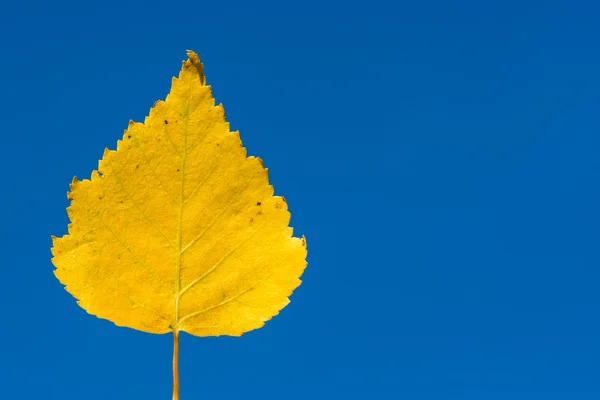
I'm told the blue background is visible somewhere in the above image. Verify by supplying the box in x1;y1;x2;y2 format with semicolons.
1;1;599;398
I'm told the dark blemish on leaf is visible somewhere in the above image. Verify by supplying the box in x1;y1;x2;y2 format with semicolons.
164;120;168;124
120;201;123;203
99;197;102;200
257;211;263;216
216;143;219;146
136;165;139;169
177;169;180;172
128;135;131;138
250;218;254;223
256;202;261;206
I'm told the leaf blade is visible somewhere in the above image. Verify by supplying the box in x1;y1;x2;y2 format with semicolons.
52;51;307;336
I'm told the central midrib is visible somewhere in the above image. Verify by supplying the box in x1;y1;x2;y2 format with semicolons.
175;100;190;331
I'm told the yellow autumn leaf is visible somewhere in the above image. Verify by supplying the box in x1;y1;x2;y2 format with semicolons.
51;51;307;339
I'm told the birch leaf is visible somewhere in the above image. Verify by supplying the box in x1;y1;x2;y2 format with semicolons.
51;51;307;338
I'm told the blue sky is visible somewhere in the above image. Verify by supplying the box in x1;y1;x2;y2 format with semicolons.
1;0;600;398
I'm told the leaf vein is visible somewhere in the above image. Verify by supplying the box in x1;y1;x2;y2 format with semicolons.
179;221;268;297
180;177;253;255
110;166;176;250
183;158;220;205
135;139;179;205
178;272;273;326
93;214;168;321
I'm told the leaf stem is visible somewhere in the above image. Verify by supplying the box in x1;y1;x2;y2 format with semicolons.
172;330;180;400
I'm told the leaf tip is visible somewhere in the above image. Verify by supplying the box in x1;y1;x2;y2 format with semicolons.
182;50;205;84
186;50;200;64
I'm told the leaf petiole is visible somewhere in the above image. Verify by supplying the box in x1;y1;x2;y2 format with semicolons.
173;330;179;400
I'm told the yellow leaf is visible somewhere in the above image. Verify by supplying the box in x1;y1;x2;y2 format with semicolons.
51;51;307;338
